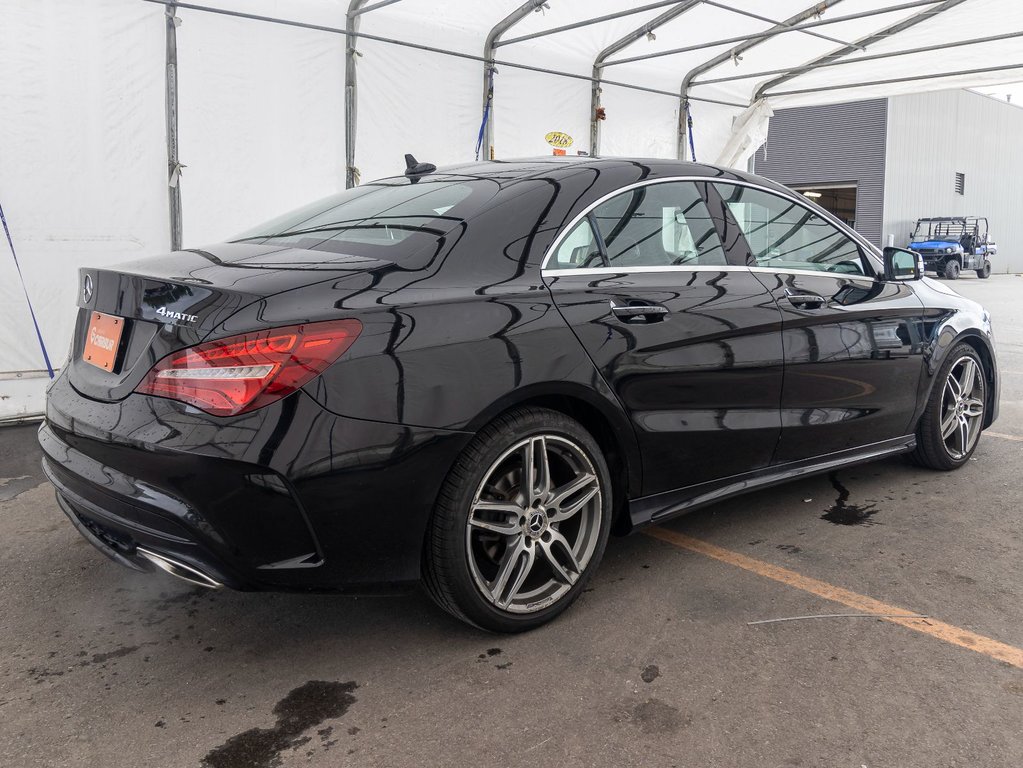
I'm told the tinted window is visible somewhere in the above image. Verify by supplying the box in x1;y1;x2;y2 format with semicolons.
715;184;865;275
233;178;498;260
548;219;604;270
590;182;726;268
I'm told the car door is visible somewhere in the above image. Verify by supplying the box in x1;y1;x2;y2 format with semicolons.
713;181;927;463
542;179;785;497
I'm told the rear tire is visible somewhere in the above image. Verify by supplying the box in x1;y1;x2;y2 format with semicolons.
423;407;612;632
911;343;986;470
943;259;961;280
976;261;991;279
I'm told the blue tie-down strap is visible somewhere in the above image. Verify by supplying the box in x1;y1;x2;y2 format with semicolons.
475;67;496;161
0;200;55;378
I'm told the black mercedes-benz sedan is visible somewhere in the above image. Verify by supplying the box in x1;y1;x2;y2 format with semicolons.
41;157;998;632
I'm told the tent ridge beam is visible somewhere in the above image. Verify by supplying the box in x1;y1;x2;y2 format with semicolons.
695;28;1022;88
677;0;851;161
603;0;943;67
141;1;723;100
764;62;1023;99
752;0;969;101
495;0;684;48
589;1;703;156
699;0;862;51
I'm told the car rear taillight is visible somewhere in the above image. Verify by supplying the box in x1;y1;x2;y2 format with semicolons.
135;319;362;416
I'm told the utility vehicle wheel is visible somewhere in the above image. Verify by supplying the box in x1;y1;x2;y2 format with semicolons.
943;260;961;280
423;407;612;632
911;344;986;470
976;261;991;279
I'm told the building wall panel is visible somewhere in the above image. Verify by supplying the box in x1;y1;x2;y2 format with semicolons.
884;90;1023;274
754;99;887;247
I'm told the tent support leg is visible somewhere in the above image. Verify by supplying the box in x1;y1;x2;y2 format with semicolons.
345;0;369;188
165;4;182;251
589;1;702;157
483;1;548;160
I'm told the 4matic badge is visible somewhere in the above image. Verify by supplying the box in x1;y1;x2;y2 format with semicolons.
156;306;199;323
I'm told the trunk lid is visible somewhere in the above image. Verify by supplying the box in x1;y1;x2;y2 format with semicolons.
68;242;389;402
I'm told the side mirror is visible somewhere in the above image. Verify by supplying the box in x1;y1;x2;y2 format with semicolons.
883;246;923;281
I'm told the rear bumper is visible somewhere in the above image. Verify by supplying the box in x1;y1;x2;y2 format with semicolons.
40;371;472;592
42;427;250;589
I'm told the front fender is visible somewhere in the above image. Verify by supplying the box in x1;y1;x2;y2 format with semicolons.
913;280;998;428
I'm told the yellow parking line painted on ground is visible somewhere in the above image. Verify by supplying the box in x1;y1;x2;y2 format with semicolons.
986;431;1023;442
644;527;1023;670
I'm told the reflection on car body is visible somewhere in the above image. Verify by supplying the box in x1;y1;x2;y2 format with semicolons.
41;157;998;631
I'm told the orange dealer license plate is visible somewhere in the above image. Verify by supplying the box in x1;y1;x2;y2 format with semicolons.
83;311;124;372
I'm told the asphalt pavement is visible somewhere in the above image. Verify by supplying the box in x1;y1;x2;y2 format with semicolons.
2;274;1021;768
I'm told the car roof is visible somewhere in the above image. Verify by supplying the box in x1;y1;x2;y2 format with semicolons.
371;156;768;188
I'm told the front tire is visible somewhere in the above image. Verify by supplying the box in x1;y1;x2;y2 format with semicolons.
911;344;986;470
423;407;612;632
943;259;961;280
976;261;992;279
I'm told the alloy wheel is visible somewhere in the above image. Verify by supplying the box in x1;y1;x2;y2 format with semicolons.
940;355;985;460
465;434;603;614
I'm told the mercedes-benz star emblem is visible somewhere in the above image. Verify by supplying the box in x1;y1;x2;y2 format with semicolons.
82;274;93;303
527;511;546;535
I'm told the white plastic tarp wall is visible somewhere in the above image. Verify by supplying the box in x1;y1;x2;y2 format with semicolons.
3;0;1023;420
176;7;347;245
0;1;166;398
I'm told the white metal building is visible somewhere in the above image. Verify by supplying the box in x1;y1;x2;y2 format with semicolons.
755;88;1023;273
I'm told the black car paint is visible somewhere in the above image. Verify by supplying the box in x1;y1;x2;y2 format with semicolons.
40;157;999;593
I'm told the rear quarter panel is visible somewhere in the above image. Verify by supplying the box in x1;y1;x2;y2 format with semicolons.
211;172;647;495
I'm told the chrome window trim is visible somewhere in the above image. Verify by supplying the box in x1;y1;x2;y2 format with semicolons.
541;264;877;281
539;175;883;277
542;264;751;277
747;266;876;283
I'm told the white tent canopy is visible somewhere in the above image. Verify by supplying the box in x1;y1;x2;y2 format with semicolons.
2;0;1022;419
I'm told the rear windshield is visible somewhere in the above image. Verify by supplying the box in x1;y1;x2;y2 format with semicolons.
233;177;499;259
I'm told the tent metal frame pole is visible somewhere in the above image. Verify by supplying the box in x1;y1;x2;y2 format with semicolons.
142;1;742;106
677;0;850;161
495;0;686;48
345;0;370;189
604;0;942;67
695;28;1023;87
482;1;549;160
165;4;182;251
349;0;403;17
699;0;861;50
753;0;968;101
764;62;1023;99
589;1;702;157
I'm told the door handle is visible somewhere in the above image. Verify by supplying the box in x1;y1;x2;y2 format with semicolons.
609;300;669;322
784;292;826;309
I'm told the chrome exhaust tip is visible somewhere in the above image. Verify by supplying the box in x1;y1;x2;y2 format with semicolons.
136;547;223;590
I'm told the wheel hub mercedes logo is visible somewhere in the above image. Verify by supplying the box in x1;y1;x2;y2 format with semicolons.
82;274;93;303
526;510;547;536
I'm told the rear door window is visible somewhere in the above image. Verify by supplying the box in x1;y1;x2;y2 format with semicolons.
548;219;604;270
591;181;727;268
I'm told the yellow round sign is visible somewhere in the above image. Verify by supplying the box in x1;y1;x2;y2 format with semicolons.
544;131;574;149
